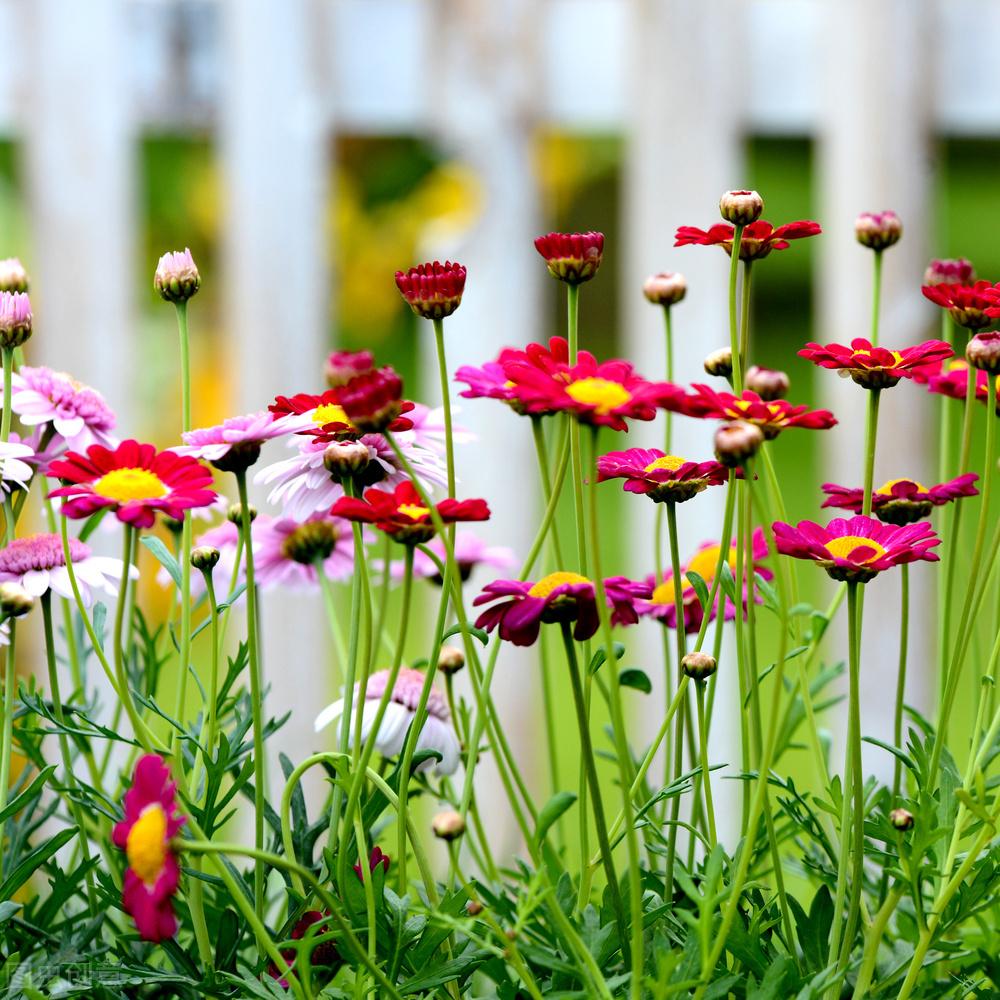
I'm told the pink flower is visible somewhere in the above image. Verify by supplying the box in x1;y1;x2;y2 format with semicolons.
0;441;35;493
175;411;298;472
389;532;516;583
252;514;359;589
821;475;979;525
923;360;1000;413
596;448;728;503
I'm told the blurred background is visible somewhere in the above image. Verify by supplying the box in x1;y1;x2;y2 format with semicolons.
4;0;1000;850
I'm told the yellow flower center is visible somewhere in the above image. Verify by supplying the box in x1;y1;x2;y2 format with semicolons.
528;571;591;598
125;803;169;886
877;478;926;495
731;400;786;423
565;377;632;414
313;402;354;428
93;467;168;503
644;455;686;474
947;360;968;372
649;544;738;605
651;580;679;606
824;535;886;563
397;503;430;521
852;349;903;365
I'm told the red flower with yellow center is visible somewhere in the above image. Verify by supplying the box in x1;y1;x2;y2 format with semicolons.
597;448;728;503
922;281;999;329
674;219;821;261
773;515;940;583
47;440;217;529
798;337;953;390
111;754;186;942
821;474;979;525
669;384;837;438
330;480;489;545
270;388;414;440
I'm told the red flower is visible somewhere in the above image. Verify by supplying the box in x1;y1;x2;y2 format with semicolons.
924;360;1000;413
773;516;940;583
474;572;650;647
338;367;405;434
798;337;953;390
534;232;604;284
674;219;821;261
354;846;390;880
269;388;413;439
455;337;575;413
48;440;217;529
395;261;466;320
267;910;341;989
922;281;999;329
597;448;728;503
330;480;489;544
821;474;979;525
111;755;185;942
669;384;836;439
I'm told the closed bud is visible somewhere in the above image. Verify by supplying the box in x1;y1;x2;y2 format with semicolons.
0;582;34;618
0;258;29;293
966;332;1000;374
746;365;790;401
719;190;763;226
0;292;32;349
681;651;717;681
191;546;221;572
325;349;374;389
643;272;687;307
466;900;483;916
432;810;466;842
227;502;257;525
281;520;338;565
154;248;200;303
703;347;733;378
855;211;902;251
438;644;465;675
323;440;371;477
890;807;914;831
924;257;975;286
714;420;763;468
211;441;261;474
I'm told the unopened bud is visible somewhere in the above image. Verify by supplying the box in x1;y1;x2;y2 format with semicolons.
746;365;790;401
325;349;374;389
0;258;29;293
211;441;261;474
924;258;975;286
154;248;200;303
681;651;717;681
0;582;34;618
703;347;733;378
966;332;1000;374
890;807;914;831
323;440;371;477
432;810;466;842
465;900;483;916
191;546;221;572
714;420;763;468
438;645;465;675
227;502;257;526
719;190;763;226
0;292;32;349
643;272;687;307
281;520;338;565
855;211;902;251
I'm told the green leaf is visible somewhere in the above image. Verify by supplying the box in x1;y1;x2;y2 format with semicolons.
0;827;76;900
0;765;55;824
686;570;711;611
589;642;625;674
92;602;107;654
0;901;21;923
142;535;182;588
955;788;995;827
441;623;489;646
535;792;577;846
620;668;652;694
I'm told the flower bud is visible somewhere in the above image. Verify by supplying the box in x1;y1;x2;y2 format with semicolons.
719;190;763;226
854;211;902;251
227;502;258;525
714;420;763;468
0;292;32;349
154;248;200;303
325;349;374;389
889;807;914;831
191;546;221;572
163;515;184;536
746;365;790;401
438;645;465;675
642;272;687;307
703;347;733;378
681;651;717;681
323;440;371;478
534;232;604;285
0;582;34;618
0;258;29;293
395;261;466;320
924;258;975;287
281;520;338;565
966;332;1000;374
339;367;404;434
466;900;483;916
432;810;466;842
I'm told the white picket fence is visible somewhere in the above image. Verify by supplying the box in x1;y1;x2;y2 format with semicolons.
6;0;999;846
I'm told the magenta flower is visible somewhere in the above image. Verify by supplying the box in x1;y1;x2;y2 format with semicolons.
597;448;728;503
773;515;940;583
0;291;32;347
473;572;651;647
175;411;299;472
924;258;975;286
821;474;979;525
390;531;516;583
252;514;360;589
922;360;1000;413
922;281;998;329
798;338;953;390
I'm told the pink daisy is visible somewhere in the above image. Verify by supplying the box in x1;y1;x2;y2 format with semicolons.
174;411;299;472
252;513;359;589
389;531;516;583
596;448;728;503
821;474;979;525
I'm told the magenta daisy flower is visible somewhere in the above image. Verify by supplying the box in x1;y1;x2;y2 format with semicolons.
773;515;940;583
597;448;728;503
174;411;298;472
669;384;837;438
252;514;359;589
798;338;953;390
821;474;979;525
923;360;1000;414
922;281;999;329
473;572;651;647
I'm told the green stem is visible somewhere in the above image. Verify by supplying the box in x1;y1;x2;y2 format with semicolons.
664;500;687;897
862;388;881;517
893;564;909;803
175;300;191;432
530;416;565;567
663;305;674;448
0;346;12;496
869;250;883;347
694;679;716;845
936;312;957;704
567;283;580;362
200;570;221;784
432;317;456;499
738;260;753;374
0;618;15;880
853;886;903;998
728;224;745;392
170;514;194;747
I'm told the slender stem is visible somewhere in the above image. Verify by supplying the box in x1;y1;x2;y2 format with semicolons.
664;500;687;896
170;514;193;747
235;469;266;918
567;283;580;362
936;312;957;704
0;346;12;498
728;225;746;392
530;416;565;567
862;389;881;517
869;250;883;347
694;680;716;846
853;887;903;998
893;564;909;802
0;618;15;879
175;300;191;432
738;260;753;374
662;305;674;447
432;317;456;499
201;570;221;780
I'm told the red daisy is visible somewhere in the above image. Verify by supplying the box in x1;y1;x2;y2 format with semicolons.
473;572;650;647
773;515;940;583
354;845;390;880
47;440;217;529
330;480;489;545
597;448;728;503
534;232;604;284
269;388;414;439
922;281;999;330
924;360;1000;414
395;260;467;320
821;474;979;525
669;384;836;439
111;755;186;942
674;219;821;261
267;909;341;988
798;337;953;390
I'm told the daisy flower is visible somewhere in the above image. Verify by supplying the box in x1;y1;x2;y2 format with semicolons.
669;384;837;438
315;667;461;775
534;231;604;284
473;572;651;647
389;532;516;583
674;219;821;261
798;338;953;390
252;514;358;589
922;281;998;329
47;440;217;529
0;440;35;493
924;360;1000;414
773;515;940;583
174;411;297;472
597;448;728;503
395;260;467;319
111;754;186;942
821;475;979;525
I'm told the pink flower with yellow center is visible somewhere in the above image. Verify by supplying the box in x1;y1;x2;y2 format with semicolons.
47;440;217;529
923;360;1000;414
821;474;979;525
597;448;728;503
473;572;651;647
798;337;953;390
636;530;770;633
773;515;940;583
111;754;186;942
